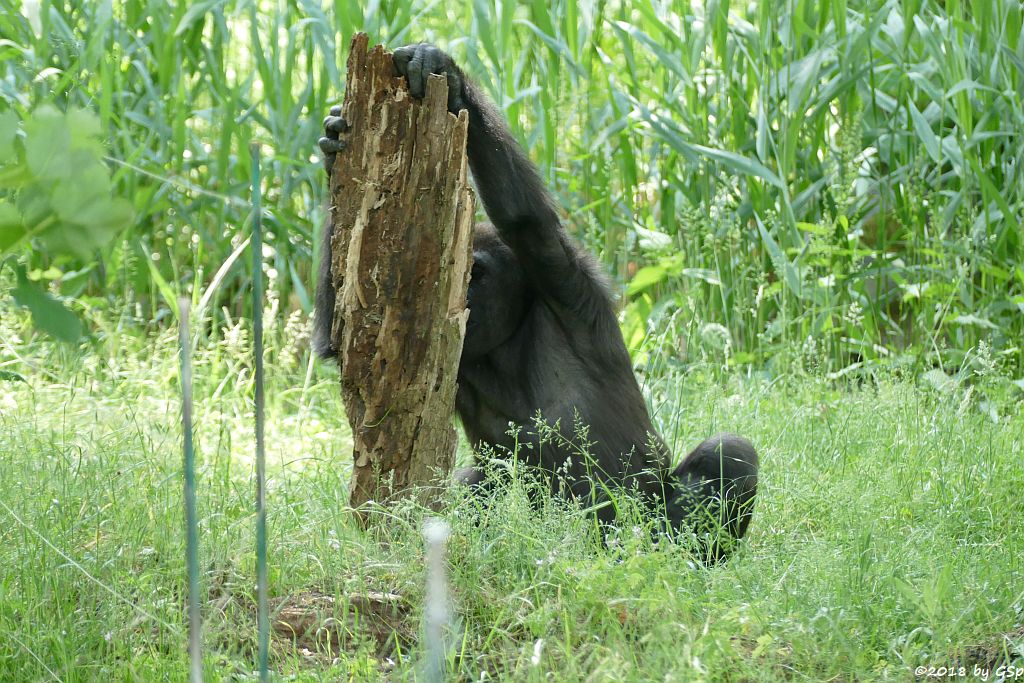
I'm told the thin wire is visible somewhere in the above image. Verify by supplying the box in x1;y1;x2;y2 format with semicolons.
103;155;251;208
7;630;64;682
251;141;270;682
0;499;180;633
179;298;204;683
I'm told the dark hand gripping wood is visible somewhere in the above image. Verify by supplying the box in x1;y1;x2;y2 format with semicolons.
326;34;474;516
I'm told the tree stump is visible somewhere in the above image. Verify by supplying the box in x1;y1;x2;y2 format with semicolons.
326;34;474;517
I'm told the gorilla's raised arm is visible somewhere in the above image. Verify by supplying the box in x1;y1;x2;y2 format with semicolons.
391;45;616;341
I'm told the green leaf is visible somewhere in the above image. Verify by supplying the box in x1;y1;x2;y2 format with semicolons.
755;103;769;162
2;106;132;260
951;314;998;329
0;203;25;254
23;106;71;180
797;221;830;235
907;99;941;163
783;48;829;116
626;265;667;296
65;108;103;148
634;224;673;251
12;270;83;343
0;370;27;383
966;154;1018;232
613;22;692;86
691;144;785;189
756;214;802;297
0;109;18;159
143;248;181;319
680;268;721;286
56;166;113;224
174;0;222;37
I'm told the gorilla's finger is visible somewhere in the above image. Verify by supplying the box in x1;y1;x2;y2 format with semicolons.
423;48;447;76
324;116;348;134
393;45;415;75
318;137;346;154
406;54;426;98
329;105;341;117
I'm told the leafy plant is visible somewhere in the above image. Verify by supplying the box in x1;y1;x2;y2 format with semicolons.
0;105;132;341
0;0;1020;373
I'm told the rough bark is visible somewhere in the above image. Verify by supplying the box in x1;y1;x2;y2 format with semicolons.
327;33;474;516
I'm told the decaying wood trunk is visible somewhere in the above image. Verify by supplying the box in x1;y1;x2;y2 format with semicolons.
326;33;474;516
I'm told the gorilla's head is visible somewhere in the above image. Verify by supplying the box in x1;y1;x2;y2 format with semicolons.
462;223;529;360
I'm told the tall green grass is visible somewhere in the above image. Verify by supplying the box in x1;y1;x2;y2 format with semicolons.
0;308;1021;680
0;0;1021;374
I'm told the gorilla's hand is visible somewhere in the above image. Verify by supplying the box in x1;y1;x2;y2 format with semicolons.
393;43;466;114
318;105;349;176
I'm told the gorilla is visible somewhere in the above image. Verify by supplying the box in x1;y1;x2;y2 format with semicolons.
314;43;758;562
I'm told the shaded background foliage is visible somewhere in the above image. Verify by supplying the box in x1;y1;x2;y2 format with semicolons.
0;0;1021;376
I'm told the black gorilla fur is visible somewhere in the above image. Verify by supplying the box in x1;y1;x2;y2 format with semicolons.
315;43;758;561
